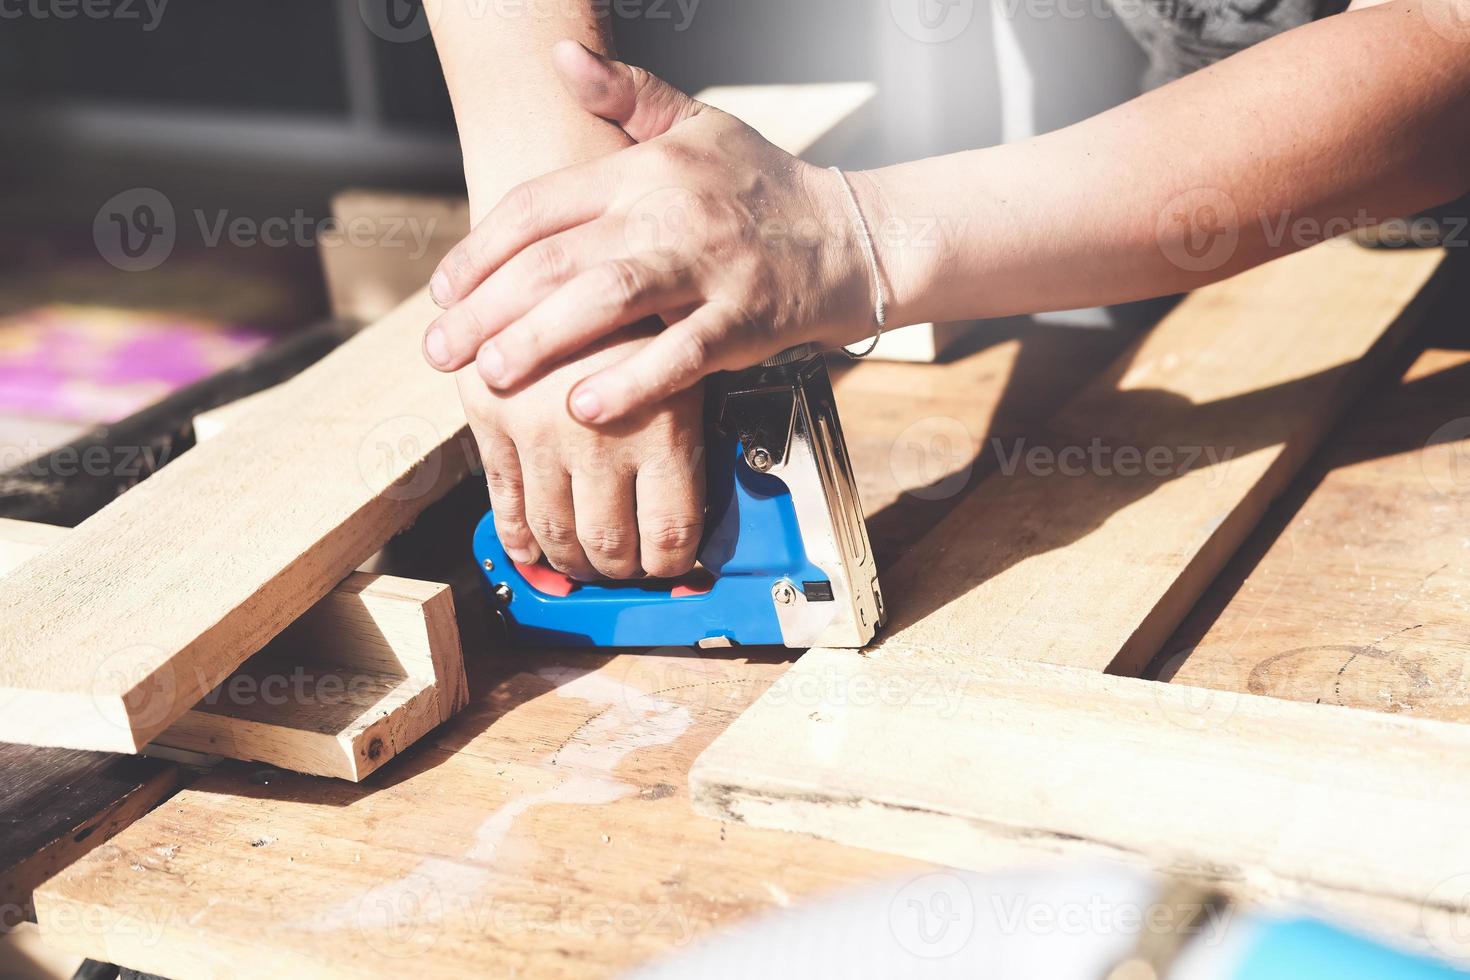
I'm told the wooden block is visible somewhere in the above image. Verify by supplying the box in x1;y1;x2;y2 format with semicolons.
320;191;470;323
0;519;468;781
690;242;1453;932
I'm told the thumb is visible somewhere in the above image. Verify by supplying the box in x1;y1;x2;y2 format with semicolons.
552;40;705;143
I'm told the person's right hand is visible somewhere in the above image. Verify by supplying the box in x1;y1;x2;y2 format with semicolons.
453;318;707;581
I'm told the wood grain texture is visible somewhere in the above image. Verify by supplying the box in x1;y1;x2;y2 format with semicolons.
1159;345;1470;720
691;648;1470;951
870;242;1448;674
19;319;1138;976
20;324;1157;977
0;291;471;753
0;744;182;924
690;242;1455;941
0;520;467;780
34;650;917;979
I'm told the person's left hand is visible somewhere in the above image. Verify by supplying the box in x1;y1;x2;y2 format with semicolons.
422;41;879;426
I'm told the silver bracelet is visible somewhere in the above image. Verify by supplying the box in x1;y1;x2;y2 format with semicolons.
828;166;887;359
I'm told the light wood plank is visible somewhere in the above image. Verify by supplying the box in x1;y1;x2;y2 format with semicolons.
0;520;467;780
691;647;1470;951
872;242;1447;674
0;291;470;753
690;241;1454;937
1160;346;1470;721
34;649;918;979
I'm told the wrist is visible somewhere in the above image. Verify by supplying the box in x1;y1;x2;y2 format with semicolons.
461;112;632;222
845;166;944;330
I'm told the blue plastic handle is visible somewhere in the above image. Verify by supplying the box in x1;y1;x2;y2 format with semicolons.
473;436;828;647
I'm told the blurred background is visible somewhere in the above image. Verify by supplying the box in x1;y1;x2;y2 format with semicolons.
0;0;1146;504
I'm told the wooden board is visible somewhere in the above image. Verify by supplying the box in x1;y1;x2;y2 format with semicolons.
1159;345;1470;721
0;745;182;926
0;519;467;781
690;242;1454;934
33;649;917;978
0;290;471;753
691;648;1470;951
864;242;1447;674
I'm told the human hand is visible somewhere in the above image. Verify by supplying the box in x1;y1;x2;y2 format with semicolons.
422;40;880;425
455;320;706;581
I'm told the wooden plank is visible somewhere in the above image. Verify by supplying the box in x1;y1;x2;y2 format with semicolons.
1159;346;1470;721
34;649;919;978
690;242;1453;932
691;648;1470;950
0;745;183;926
0;289;470;753
865;242;1448;674
0;520;467;780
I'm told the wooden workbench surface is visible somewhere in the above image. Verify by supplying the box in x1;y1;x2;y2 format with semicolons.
35;261;1468;975
31;320;1132;976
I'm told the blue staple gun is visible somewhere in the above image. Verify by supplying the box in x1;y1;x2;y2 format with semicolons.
473;348;885;649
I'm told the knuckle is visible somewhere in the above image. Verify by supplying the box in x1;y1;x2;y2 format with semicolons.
527;514;580;550
577;522;636;562
504;182;540;231
603;260;647;309
444;301;488;344
484;467;523;501
529;237;571;286
640;517;702;572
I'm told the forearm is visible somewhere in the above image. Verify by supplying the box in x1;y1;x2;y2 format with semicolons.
867;0;1470;325
424;0;631;219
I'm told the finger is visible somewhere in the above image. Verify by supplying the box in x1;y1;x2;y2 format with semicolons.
428;163;611;309
521;464;596;580
551;39;706;143
479;432;541;565
572;467;642;580
635;450;704;579
475;259;698;390
425;222;624;373
568;303;755;424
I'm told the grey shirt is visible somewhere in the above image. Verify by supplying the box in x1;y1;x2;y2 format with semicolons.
1110;0;1351;87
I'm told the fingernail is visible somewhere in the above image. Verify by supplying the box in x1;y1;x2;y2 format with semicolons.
571;387;603;422
477;342;506;386
424;327;451;368
429;270;451;307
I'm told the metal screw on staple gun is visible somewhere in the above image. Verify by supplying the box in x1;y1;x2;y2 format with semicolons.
772;582;796;605
482;558;495;571
492;584;513;606
746;446;773;472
